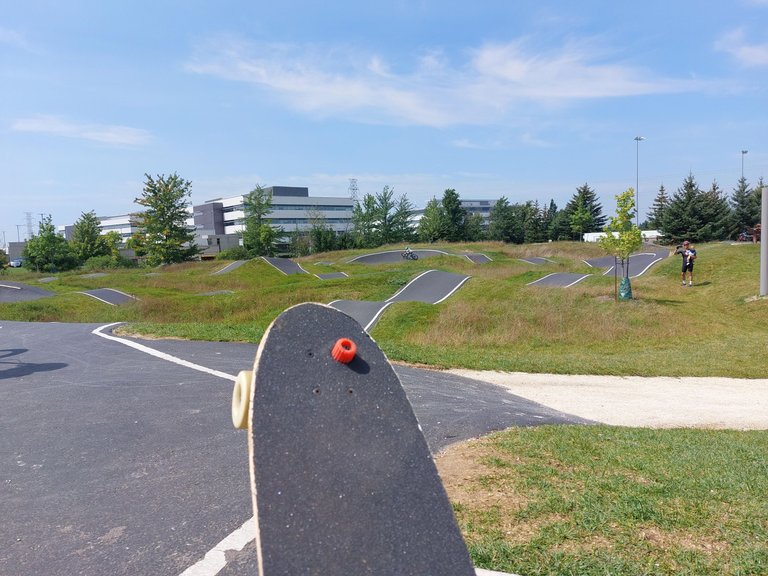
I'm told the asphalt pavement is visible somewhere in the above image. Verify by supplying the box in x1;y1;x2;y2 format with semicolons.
261;256;309;275
330;269;470;330
0;320;588;576
528;246;669;287
0;282;54;303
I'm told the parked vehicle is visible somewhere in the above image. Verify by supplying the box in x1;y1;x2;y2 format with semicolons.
9;258;24;268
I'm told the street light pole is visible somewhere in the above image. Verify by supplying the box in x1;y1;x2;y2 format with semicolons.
741;150;748;180
634;136;645;227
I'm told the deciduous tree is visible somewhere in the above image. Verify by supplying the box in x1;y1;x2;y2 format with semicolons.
23;215;78;272
418;198;444;243
599;188;643;300
133;173;200;266
242;185;278;256
71;210;110;263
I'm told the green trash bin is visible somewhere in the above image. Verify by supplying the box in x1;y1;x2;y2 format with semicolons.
619;276;633;300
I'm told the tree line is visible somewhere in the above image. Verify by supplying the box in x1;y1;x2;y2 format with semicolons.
20;173;199;272
16;170;765;271
647;174;763;243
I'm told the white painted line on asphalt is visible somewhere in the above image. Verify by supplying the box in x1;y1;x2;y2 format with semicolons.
526;273;556;286
212;261;240;275
91;323;236;381
433;275;471;304
630;257;663;278
0;284;21;290
78;292;116;306
346;249;453;263
94;322;520;576
364;301;394;332
178;517;255;576
104;288;138;300
261;256;287;275
315;271;349;279
564;274;591;288
346;249;402;262
386;269;436;302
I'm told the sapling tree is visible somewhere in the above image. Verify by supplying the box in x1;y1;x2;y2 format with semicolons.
599;188;643;301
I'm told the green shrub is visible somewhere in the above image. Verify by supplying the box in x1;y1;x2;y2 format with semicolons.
216;246;249;260
82;254;136;270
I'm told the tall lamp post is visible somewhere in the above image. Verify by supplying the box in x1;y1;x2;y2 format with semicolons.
742;150;748;180
634;136;645;227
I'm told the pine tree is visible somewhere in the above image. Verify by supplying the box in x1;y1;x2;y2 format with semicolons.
488;197;512;242
523;201;545;244
696;181;732;241
660;173;704;243
374;186;398;245
351;193;378;248
391;193;415;243
441;189;467;242
730;177;758;239
548;209;572;241
562;183;606;240
541;199;558;241
647;185;670;230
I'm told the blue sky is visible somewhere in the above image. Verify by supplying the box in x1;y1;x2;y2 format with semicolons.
2;0;767;247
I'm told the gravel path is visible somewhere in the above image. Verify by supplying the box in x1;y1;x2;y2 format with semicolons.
447;370;768;429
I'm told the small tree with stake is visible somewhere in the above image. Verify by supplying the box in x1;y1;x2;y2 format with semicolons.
599;188;643;301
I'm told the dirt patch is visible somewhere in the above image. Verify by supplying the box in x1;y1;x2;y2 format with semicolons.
637;527;730;555
436;438;545;545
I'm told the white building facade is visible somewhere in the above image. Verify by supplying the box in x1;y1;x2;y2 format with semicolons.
193;186;354;239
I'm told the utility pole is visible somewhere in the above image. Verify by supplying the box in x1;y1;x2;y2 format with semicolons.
741;150;748;180
761;184;767;297
634;136;645;227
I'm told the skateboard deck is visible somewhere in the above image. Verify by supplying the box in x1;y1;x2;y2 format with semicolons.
232;302;475;575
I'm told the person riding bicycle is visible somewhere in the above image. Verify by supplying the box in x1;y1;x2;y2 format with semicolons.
401;246;417;260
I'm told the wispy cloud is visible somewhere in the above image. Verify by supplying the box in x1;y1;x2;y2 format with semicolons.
0;26;33;51
11;115;151;146
186;35;698;128
716;28;768;67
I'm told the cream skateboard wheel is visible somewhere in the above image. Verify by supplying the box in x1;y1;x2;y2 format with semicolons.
231;370;252;429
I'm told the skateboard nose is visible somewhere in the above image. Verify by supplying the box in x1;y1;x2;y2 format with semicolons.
331;338;357;364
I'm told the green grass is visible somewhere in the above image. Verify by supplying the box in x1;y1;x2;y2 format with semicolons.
441;426;768;576
2;242;767;376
